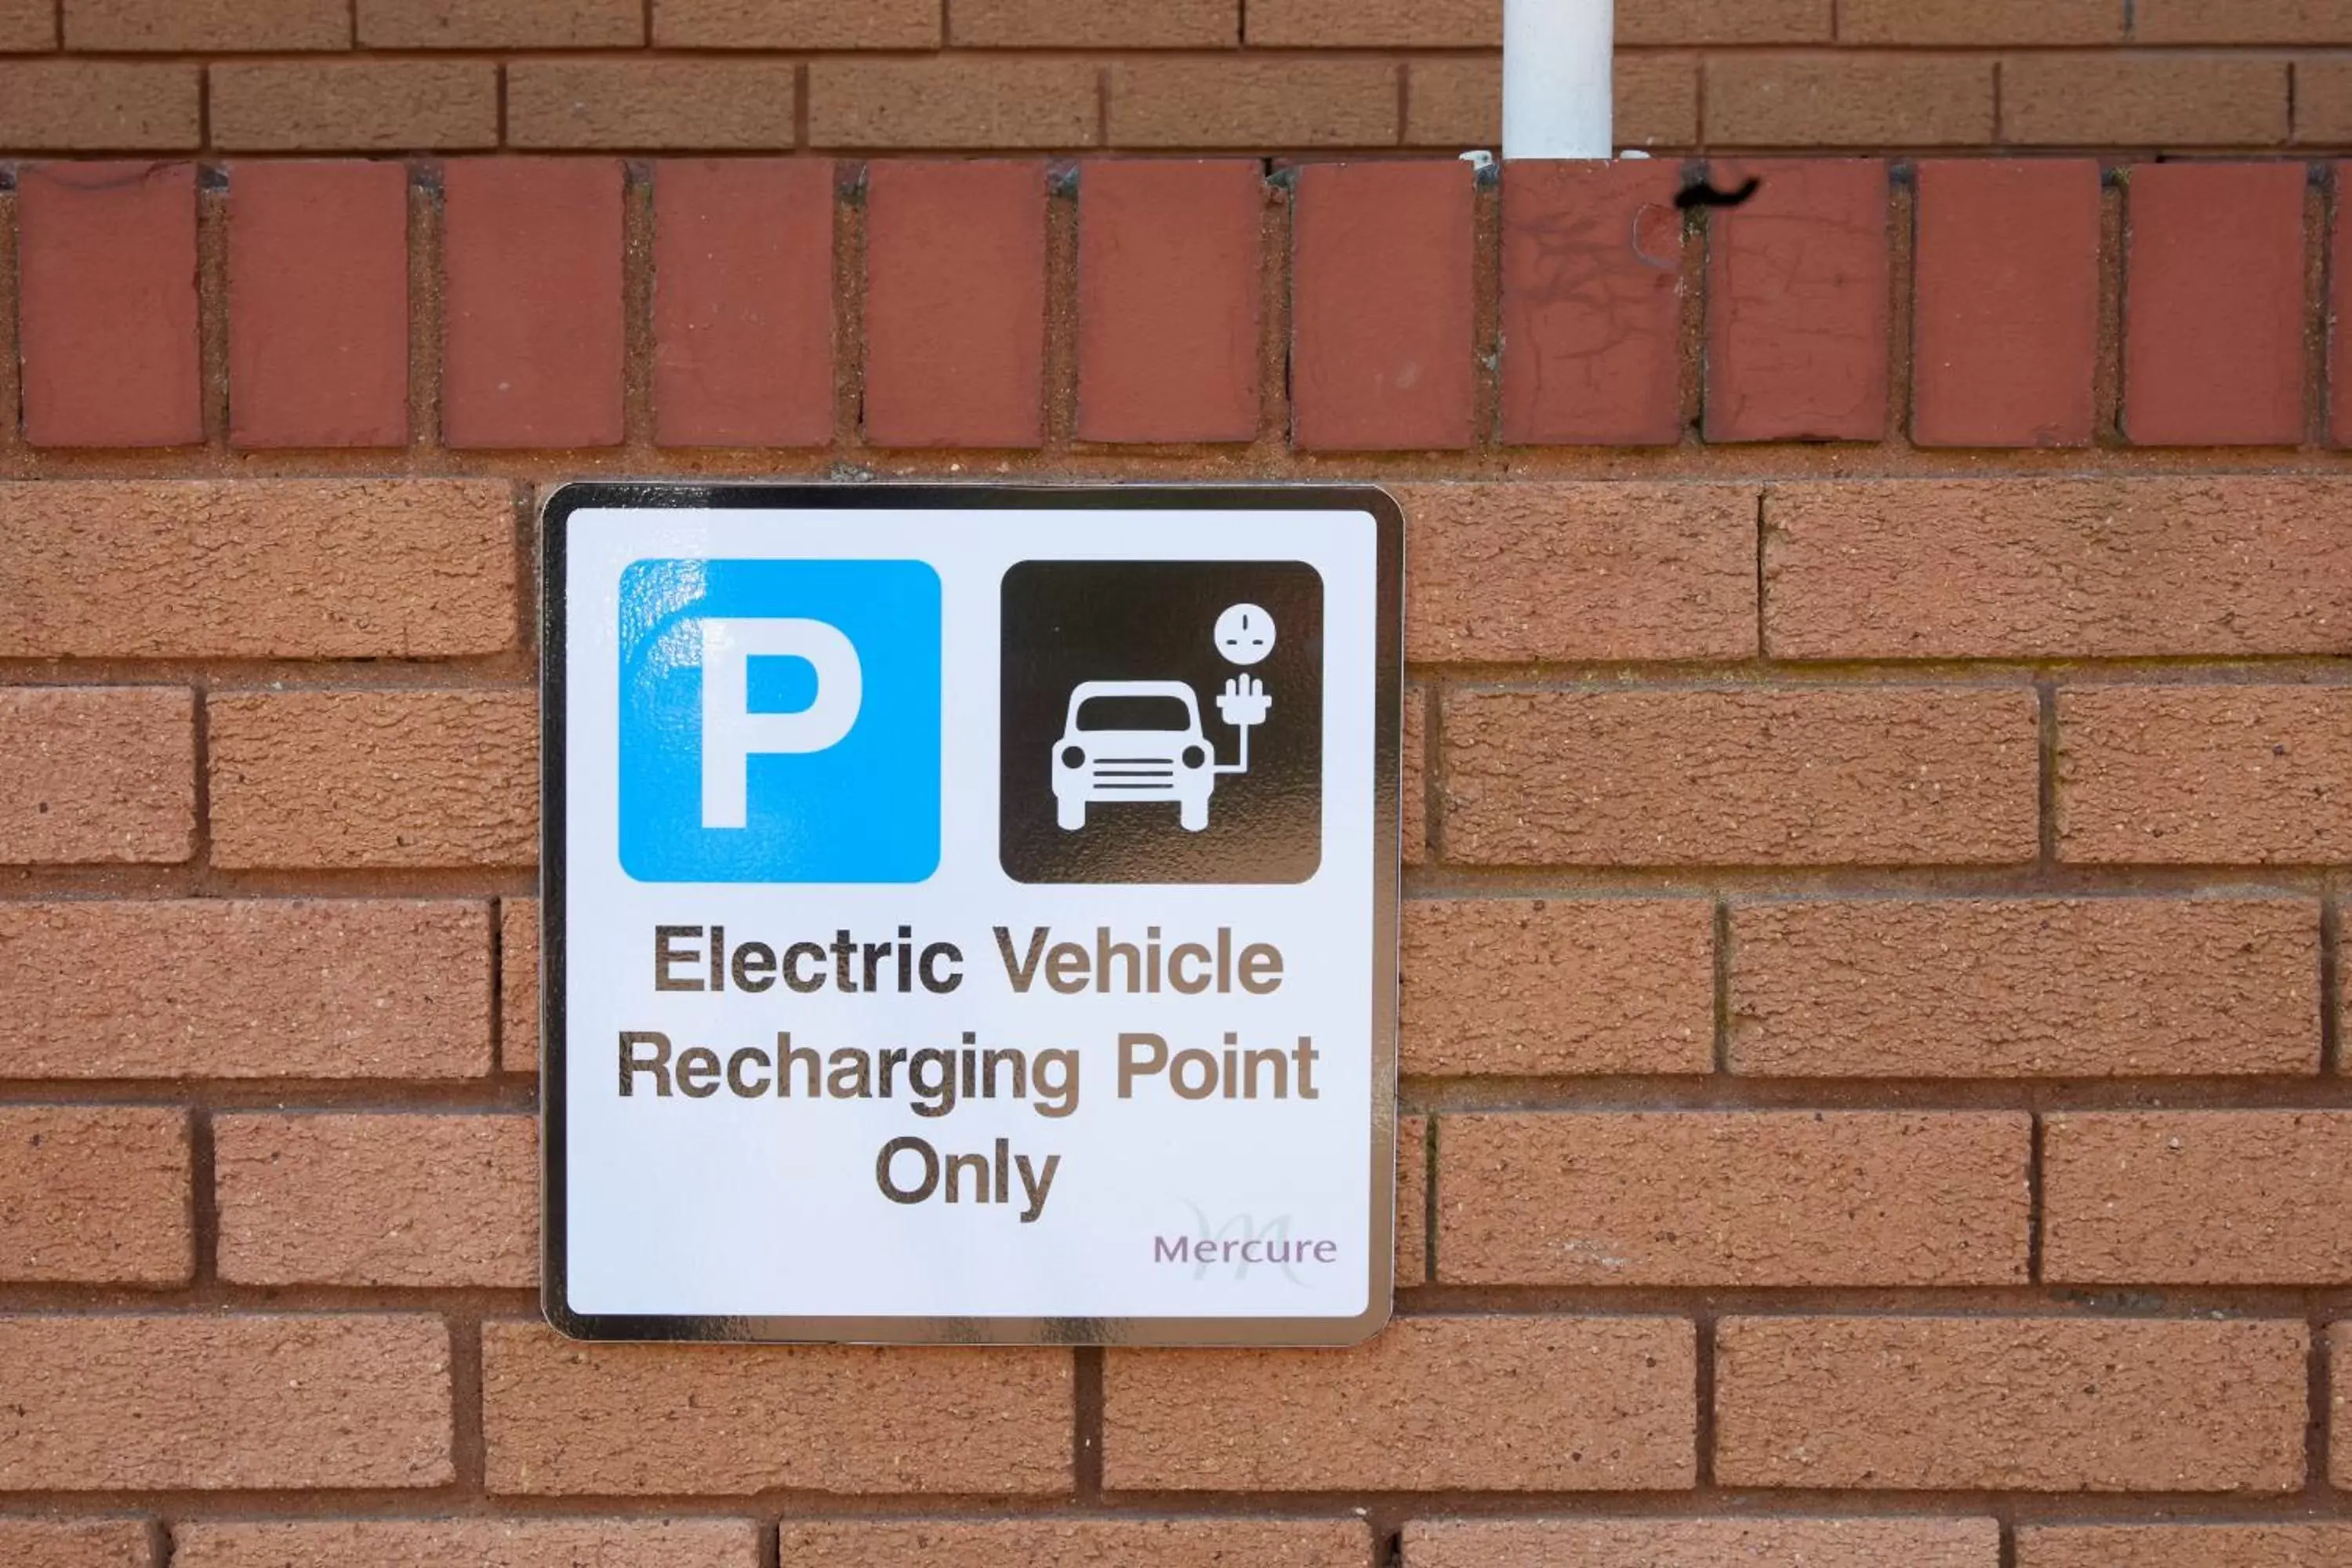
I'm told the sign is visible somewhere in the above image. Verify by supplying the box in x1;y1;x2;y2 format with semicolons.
541;483;1403;1345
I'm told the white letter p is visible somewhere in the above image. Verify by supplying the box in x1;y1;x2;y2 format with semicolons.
699;617;862;829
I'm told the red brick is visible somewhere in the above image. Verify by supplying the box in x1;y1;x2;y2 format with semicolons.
1105;1316;1694;1490
0;900;493;1080
1439;1112;2028;1286
1705;55;1995;147
1619;0;1829;43
1401;683;1428;865
1396;1114;1428;1287
1077;159;1263;443
2056;686;2352;864
1499;161;1685;446
1406;1519;2000;1568
2125;163;2306;447
2337;162;2352;445
0;64;200;150
1401;898;1713;1075
1730;899;2321;1077
862;160;1046;448
507;60;800;150
2336;1326;2352;1486
1715;1316;2308;1491
1838;0;2121;42
1704;159;1889;441
652;158;835;448
228;162;409;448
1292;161;1474;450
0;1315;452;1490
208;690;537;869
66;0;347;48
216;1112;535;1287
1398;482;1756;660
1442;688;2037;866
0;480;514;658
778;1523;1367;1568
1763;477;2352;658
209;61;498;151
2139;0;2352;42
953;0;1234;45
1247;0;1494;45
655;0;938;47
810;60;1098;148
176;1522;759;1568
358;0;641;45
0;1522;150;1568
442;158;624;449
1107;60;1398;148
0;687;193;865
2044;1112;2352;1283
0;0;53;46
1912;161;2099;447
0;1106;191;1284
2023;1526;2352;1568
2004;56;2290;147
16;162;199;448
501;898;539;1072
482;1320;1070;1494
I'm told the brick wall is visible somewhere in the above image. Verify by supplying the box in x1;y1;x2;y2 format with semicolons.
11;2;2352;154
2;148;2352;1566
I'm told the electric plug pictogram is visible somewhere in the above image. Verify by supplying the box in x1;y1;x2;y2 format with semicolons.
1217;673;1272;729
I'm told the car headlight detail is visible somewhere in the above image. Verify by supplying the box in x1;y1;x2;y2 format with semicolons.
1181;745;1207;769
1061;745;1085;769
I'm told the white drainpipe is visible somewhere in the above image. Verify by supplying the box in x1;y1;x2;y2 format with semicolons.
1502;0;1615;161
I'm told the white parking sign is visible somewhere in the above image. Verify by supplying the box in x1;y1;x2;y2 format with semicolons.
542;484;1404;1345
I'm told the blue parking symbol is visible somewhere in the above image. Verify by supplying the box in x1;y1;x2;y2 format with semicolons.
617;558;941;884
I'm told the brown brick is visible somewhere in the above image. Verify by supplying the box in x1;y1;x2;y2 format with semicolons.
66;0;347;48
1619;0;1829;43
862;160;1046;446
1396;1114;1428;1287
1707;54;1995;147
442;159;626;448
2022;1526;2352;1568
1247;0;1495;45
216;1112;535;1287
1401;683;1428;865
2044;1112;2352;1284
1715;1316;2308;1491
176;1521;760;1568
0;64;199;151
209;690;536;869
1405;56;1698;155
1399;483;1755;660
0;900;492;1080
482;1320;1070;1494
211;62;498;151
0;1106;191;1284
1730;898;2319;1077
1765;478;2352;658
2140;0;2352;42
1406;1519;2000;1568
0;481;513;658
358;0;641;46
1109;60;1397;147
501;898;539;1072
1615;54;1701;147
1105;1316;1693;1490
2303;60;2352;142
1838;0;2120;42
2336;1326;2352;1486
509;61;799;149
1442;688;2038;866
2057;686;2352;864
1441;1112;2028;1286
0;1521;152;1568
810;60;1098;148
655;0;938;47
780;1522;1367;1568
2332;161;2352;441
18;162;199;448
955;0;1232;45
0;687;193;865
1402;899;1713;1076
0;0;55;46
2002;56;2290;146
229;162;412;448
0;1315;452;1490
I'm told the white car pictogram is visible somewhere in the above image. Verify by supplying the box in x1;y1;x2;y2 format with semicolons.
1052;680;1218;832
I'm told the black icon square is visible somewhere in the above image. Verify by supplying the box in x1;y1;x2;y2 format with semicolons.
999;561;1323;884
